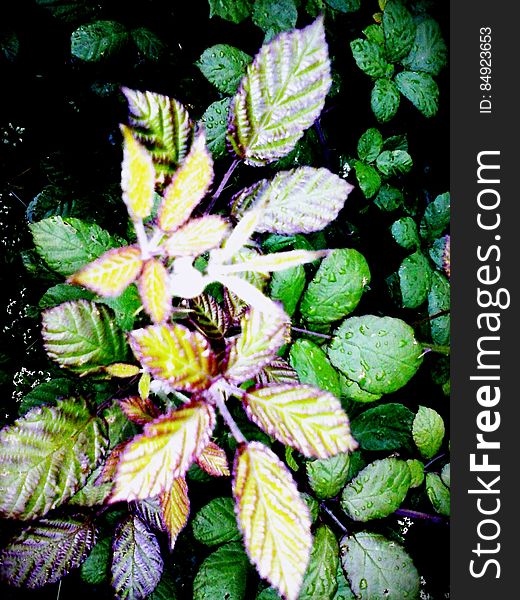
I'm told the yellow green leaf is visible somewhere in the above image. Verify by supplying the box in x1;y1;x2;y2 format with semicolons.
243;384;358;458
129;323;217;391
121;125;156;219
138;258;172;323
110;401;215;502
216;249;328;276
196;441;230;477
118;396;160;425
138;371;151;400
233;442;312;600
163;216;229;257
216;207;263;263
104;363;141;378
159;477;190;550
68;246;143;297
158;132;213;232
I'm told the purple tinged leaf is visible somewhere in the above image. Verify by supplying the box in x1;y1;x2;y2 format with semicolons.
130;497;166;533
255;358;299;386
189;294;231;341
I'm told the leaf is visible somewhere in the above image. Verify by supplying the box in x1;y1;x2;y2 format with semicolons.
374;184;403;211
0;517;97;588
119;396;160;425
111;515;163;600
350;403;414;451
148;571;178;600
357;128;383;163
68;245;143;297
289;339;341;397
208;0;252;23
104;363;141;378
391;217;419;250
340;532;419;600
306;453;350;499
196;44;252;95
225;307;288;382
333;561;356;600
395;71;439;118
413;405;445;460
401;18;447;76
299;526;339;600
428;271;450;345
228;17;331;166
398;251;433;309
426;473;450;516
441;463;450;488
69;464;113;507
193;542;249;600
189;293;230;341
243;384;357;458
350;39;393;78
382;0;415;62
158;132;214;232
131;27;165;61
0;397;108;519
196;441;230;477
201;98;232;158
128;323;216;391
252;0;298;38
338;374;382;404
270;265;306;316
341;458;411;521
81;537;111;585
163;216;229;257
232;442;312;600
218;249;327;276
122;87;192;171
429;234;449;270
99;284;142;332
42;300;128;374
137;258;172;323
353;161;381;199
192;497;241;546
18;377;76;415
328;315;423;395
71;20;128;62
326;0;361;13
376;149;413;176
160;477;190;549
371;78;400;122
131;496;165;533
39;283;95;309
30;216;120;277
300;249;371;324
256;358;299;386
110;402;215;502
406;459;425;488
420;192;450;241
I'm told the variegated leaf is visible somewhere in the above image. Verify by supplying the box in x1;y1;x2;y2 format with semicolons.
119;396;160;425
104;363;141;378
228;17;331;166
121;125;156;220
0;397;108;520
163;216;229;257
97;441;129;485
0;517;96;589
111;515;163;600
256;358;299;386
123;87;192;173
224;288;248;324
128;323;217;391
233;442;312;600
243;384;358;458
217;249;328;275
231;167;353;234
69;464;113;507
138;258;172;323
196;441;230;477
110;402;215;502
158;132;214;232
225;307;289;383
131;496;165;533
68;246;143;297
159;477;190;549
189;293;230;340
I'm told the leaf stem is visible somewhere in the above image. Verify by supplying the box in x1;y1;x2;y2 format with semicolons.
134;219;151;260
292;326;332;340
394;508;448;525
205;158;240;214
321;503;349;535
424;452;447;471
314;120;331;168
421;342;450;356
213;388;247;444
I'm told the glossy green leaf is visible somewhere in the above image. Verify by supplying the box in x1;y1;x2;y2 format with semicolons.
371;77;400;122
148;571;178;600
428;271;450;345
131;28;165;61
300;249;371;324
383;134;408;151
363;23;385;46
201;98;231;159
376;149;413;176
351;403;414;451
395;71;439;118
81;537;111;585
338;374;382;404
270;265;306;316
192;497;241;546
193;542;249;600
289;339;341;396
328;315;423;395
350;39;393;78
382;0;415;62
406;459;425;488
252;0;298;38
209;0;252;23
39;283;94;308
340;532;419;600
398;251;433;309
18;377;75;415
71;20;128;62
326;0;361;13
401;18;447;76
306;453;350;499
333;561;356;600
35;0;99;22
353;161;381;198
196;45;252;95
391;217;419;250
374;184;403;211
100;284;142;332
299;525;339;600
426;473;450;516
413;405;445;460
420;192;450;241
357;128;383;163
429;235;449;270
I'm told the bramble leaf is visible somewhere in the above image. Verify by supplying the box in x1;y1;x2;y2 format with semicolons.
193;542;249;600
118;396;160;425
18;377;75;415
299;525;339;600
391;217;419;250
218;248;327;276
289;339;341;397
338;374;382;404
441;464;450;488
232;442;312;600
121;125;156;219
163;216;229;257
350;39;392;78
407;459;425;488
196;441;230;477
350;403;414;451
256;358;299;386
131;27;165;61
81;537;111;585
71;20;128;62
353;161;381;198
413;406;445;460
426;473;450;516
138;258;172;323
306;453;350;499
401;18;447;76
270;265;306;316
382;0;415;62
428;272;450;345
371;78;400;122
196;44;252;95
208;0;252;24
160;477;190;549
252;0;298;38
420;192;450;241
357;128;383;163
395;71;439;118
374;184;403;211
189;294;230;341
398;251;433;309
376;149;413;176
201;98;231;158
192;497;241;546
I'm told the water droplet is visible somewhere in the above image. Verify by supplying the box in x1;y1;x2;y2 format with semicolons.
359;578;368;589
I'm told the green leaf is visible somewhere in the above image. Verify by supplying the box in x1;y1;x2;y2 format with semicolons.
406;459;425;488
363;24;385;46
201;98;231;159
302;492;319;523
371;78;400;122
353;161;381;198
429;235;449;270
383;134;408;151
338;374;382;404
0;517;97;588
357;128;383;163
299;525;339;600
441;462;450;487
148;570;178;600
374;184;403;211
382;0;415;62
413;405;445;460
350;403;414;452
35;0;99;22
100;284;143;332
192;497;241;546
325;0;361;13
0;397;108;520
426;473;450;516
300;249;371;324
39;283;95;309
252;0;298;38
428;271;450;345
193;542;249;600
340;532;419;600
18;377;76;415
71;20;129;62
289;339;341;396
328;315;423;395
420;192;450;241
306;453;350;499
209;0;252;23
69;464;113;507
42;300;128;374
30;216;121;277
270;265;306;316
196;45;252;95
81;537;111;585
111;515;163;600
228;17;331;166
398;251;433;309
391;217;420;250
395;71;439;118
350;39;393;78
401;18;447;76
333;561;356;600
256;587;281;600
131;28;165;61
376;149;413;176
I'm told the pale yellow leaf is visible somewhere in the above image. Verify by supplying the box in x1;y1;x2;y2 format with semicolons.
138;258;172;323
121;125;156;219
217;249;328;276
138;371;151;400
163;216;229;257
104;363;141;378
159;477;190;549
196;441;230;477
217;207;263;263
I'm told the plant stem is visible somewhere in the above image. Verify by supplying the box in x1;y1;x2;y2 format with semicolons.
394;508;448;525
321;503;349;535
214;389;247;444
421;342;450;356
134;219;151;259
314;120;331;168
424;452;446;471
292;326;332;340
205;158;240;214
412;309;450;327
